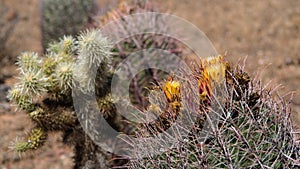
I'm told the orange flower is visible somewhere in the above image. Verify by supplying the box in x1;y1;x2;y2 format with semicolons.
198;68;212;102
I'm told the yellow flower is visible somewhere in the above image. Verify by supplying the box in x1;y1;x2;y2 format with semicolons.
201;55;226;84
163;77;181;103
198;55;227;104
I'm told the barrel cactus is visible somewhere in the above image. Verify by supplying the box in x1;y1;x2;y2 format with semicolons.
128;57;300;168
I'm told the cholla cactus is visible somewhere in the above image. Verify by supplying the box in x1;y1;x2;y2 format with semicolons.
55;61;74;92
7;87;34;111
13;127;48;152
16;52;41;71
74;29;113;93
18;69;48;95
8;29;115;168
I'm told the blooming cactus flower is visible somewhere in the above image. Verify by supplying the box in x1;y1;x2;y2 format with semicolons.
163;77;181;104
198;55;227;110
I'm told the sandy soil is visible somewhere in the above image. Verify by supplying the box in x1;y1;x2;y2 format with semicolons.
0;0;299;168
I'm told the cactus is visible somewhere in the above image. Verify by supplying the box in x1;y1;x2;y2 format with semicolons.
8;1;299;168
127;58;300;168
99;0;183;110
9;29;299;168
41;0;95;50
8;29;115;168
202;65;299;168
8;1;186;167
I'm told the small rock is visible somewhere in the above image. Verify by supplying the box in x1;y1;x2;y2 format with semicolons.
0;103;10;110
285;57;294;65
0;84;10;102
0;84;10;91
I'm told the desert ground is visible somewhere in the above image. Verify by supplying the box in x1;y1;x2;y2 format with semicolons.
0;0;299;168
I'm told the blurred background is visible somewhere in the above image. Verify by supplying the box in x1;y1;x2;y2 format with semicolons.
0;0;299;168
